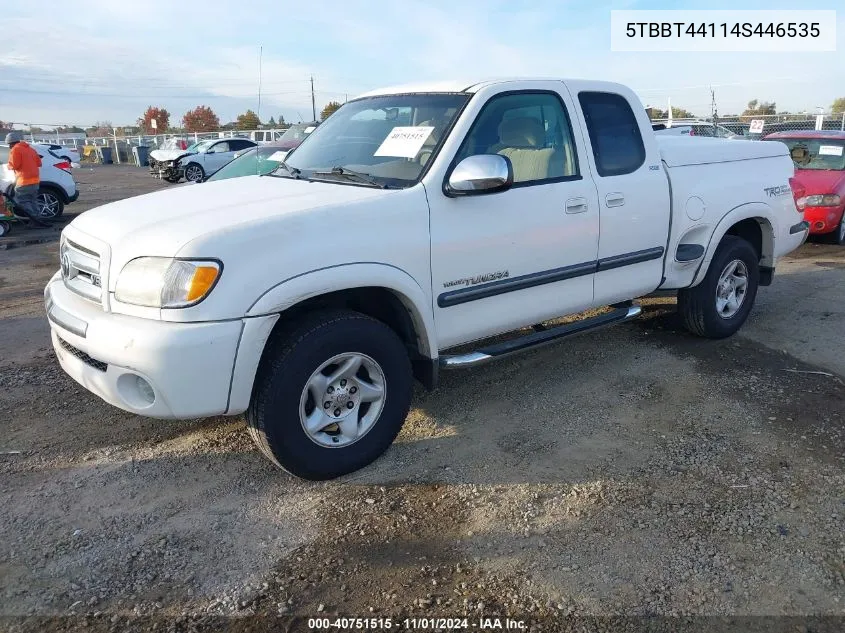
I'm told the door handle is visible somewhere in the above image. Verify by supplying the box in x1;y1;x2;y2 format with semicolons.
565;197;588;214
605;193;625;208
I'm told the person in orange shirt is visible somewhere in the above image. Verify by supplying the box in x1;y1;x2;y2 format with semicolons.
6;131;50;227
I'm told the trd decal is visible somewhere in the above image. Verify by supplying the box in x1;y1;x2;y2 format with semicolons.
764;184;791;197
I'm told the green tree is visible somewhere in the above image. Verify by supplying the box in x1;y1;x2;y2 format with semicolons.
647;106;695;120
182;105;220;132
832;97;845;115
141;106;170;135
267;116;276;127
742;99;776;117
320;101;342;121
236;109;261;130
278;114;286;125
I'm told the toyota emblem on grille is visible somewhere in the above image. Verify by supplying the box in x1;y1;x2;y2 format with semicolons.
60;252;70;278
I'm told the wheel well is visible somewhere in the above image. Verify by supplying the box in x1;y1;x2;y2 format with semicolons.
272;287;437;389
724;217;774;265
39;182;68;203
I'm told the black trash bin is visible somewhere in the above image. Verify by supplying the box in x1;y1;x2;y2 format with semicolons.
133;145;150;167
98;147;113;164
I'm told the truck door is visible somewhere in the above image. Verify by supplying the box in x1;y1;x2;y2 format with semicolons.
425;82;601;350
566;85;671;305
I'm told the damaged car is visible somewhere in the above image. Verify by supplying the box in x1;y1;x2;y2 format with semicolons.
150;138;258;183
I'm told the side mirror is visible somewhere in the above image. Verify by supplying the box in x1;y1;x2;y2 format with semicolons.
445;154;513;196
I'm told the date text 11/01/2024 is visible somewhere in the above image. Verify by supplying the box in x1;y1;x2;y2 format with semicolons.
625;22;821;38
307;617;526;630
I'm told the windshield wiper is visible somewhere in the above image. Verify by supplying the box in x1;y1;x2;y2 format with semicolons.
311;166;386;188
266;162;302;179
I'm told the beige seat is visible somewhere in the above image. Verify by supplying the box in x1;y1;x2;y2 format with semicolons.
489;117;569;182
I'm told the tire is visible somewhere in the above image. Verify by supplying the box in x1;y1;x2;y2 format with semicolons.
678;235;759;339
37;188;64;219
183;163;205;183
831;214;845;245
0;221;11;237
246;309;413;480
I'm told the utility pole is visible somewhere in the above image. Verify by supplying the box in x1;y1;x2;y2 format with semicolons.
710;86;718;133
257;46;263;123
311;76;317;122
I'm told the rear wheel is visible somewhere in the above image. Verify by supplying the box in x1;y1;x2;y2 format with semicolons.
246;309;413;480
0;221;11;237
678;235;759;339
37;189;64;219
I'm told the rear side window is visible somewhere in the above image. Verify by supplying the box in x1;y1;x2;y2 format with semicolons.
578;91;645;177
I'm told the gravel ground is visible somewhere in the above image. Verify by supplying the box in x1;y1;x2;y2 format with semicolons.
1;167;844;632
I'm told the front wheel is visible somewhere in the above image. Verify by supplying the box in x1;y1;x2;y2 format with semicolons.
832;214;845;246
246;310;413;480
37;189;64;218
183;163;205;183
678;235;759;339
0;221;11;237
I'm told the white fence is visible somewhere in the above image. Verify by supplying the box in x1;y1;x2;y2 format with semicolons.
29;129;285;149
651;112;845;136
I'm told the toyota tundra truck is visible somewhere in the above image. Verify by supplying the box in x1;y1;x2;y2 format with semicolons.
44;78;809;480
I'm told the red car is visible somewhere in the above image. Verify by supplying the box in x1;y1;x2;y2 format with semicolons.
763;130;845;244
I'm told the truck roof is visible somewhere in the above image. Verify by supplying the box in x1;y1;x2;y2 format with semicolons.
354;78;622;99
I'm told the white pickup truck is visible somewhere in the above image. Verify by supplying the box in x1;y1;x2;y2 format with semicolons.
45;78;809;480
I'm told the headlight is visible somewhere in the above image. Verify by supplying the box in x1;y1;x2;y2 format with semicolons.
798;194;841;208
114;257;221;308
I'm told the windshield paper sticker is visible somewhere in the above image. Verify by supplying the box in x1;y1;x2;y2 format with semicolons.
818;145;844;157
374;126;434;158
267;151;288;162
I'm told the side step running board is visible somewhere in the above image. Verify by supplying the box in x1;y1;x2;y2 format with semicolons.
440;304;642;369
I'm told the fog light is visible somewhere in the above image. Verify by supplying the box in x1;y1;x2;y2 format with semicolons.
814;221;825;230
135;376;155;405
116;373;156;409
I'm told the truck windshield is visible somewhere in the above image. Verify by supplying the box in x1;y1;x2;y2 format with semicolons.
281;93;470;188
767;138;845;171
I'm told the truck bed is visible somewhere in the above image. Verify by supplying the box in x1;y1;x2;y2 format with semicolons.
656;135;788;167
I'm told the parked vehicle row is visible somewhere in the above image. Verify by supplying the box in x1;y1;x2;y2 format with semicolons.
148;123;320;184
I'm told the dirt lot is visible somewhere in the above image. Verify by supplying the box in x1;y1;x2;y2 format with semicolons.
1;166;844;632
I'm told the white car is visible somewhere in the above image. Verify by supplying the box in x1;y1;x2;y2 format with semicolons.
44;77;808;480
150;138;258;183
0;143;78;218
178;138;258;182
38;143;81;164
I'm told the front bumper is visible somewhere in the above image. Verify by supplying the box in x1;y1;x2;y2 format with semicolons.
149;162;179;180
803;206;845;234
45;275;270;419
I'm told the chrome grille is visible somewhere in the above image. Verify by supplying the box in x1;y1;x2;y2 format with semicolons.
61;239;103;303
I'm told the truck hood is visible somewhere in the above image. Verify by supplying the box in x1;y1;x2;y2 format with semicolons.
66;176;394;281
791;169;845;195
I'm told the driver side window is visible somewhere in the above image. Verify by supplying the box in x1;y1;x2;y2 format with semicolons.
455;92;579;185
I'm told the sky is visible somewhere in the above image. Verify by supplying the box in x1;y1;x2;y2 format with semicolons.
1;0;843;129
